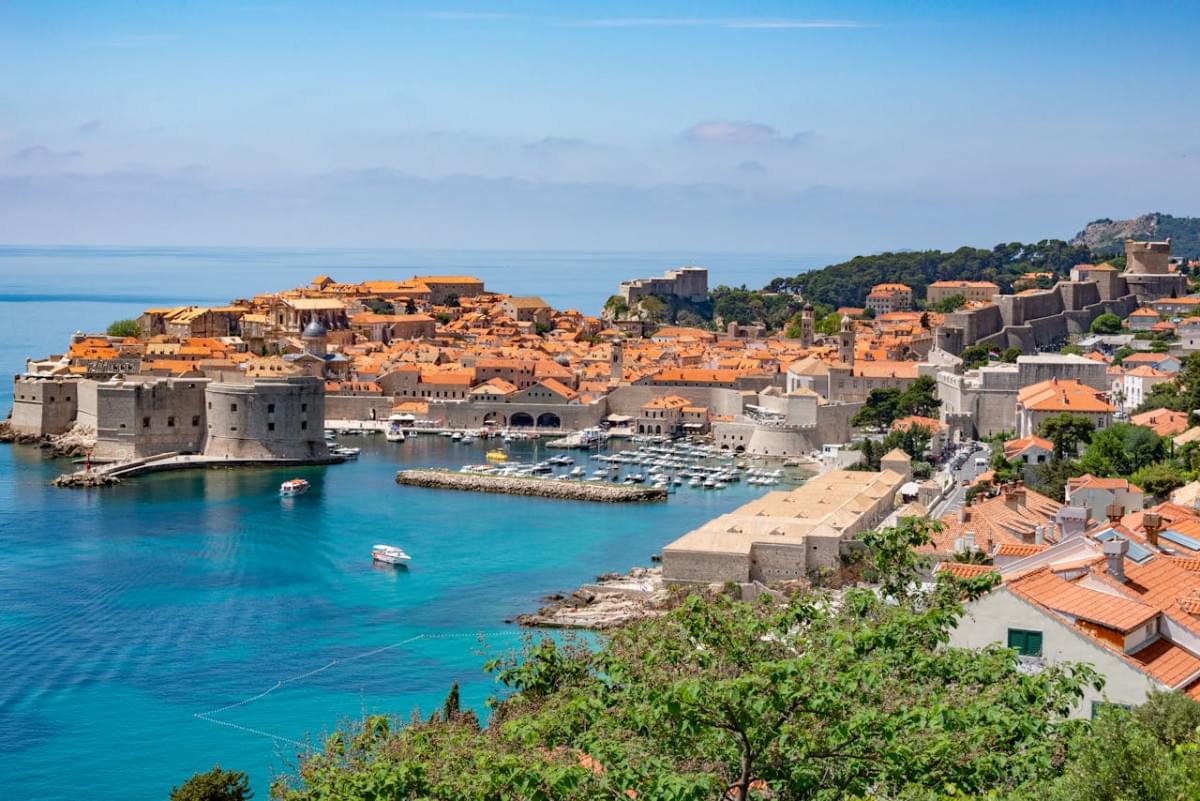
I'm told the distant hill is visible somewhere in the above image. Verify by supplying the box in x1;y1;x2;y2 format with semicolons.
765;240;1091;309
1071;212;1200;259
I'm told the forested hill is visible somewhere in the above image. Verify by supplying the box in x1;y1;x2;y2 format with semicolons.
1071;212;1200;259
766;240;1091;309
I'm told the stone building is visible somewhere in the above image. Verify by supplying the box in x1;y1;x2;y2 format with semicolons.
618;266;709;305
10;376;80;436
661;467;908;585
203;376;327;460
926;280;1000;305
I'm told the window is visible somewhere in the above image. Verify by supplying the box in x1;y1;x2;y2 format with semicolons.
1007;628;1043;657
301;421;308;430
301;403;308;412
268;422;275;432
167;416;175;427
142;417;151;429
192;416;200;427
268;403;275;414
230;403;238;412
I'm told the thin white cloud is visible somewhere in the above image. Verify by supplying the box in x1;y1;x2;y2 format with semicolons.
399;12;868;30
682;121;811;147
559;18;867;29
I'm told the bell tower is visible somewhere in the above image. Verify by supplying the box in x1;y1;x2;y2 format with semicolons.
838;315;855;366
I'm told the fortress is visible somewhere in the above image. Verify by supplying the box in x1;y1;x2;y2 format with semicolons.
618;267;709;305
934;239;1183;354
12;373;328;462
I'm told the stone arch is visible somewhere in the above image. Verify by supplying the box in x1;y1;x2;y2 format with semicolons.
511;412;535;427
734;445;746;454
536;412;561;429
654;424;661;434
482;412;506;427
638;423;645;433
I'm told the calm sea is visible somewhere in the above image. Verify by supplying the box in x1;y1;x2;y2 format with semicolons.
0;246;829;801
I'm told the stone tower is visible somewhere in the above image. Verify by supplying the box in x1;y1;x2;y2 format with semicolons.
838;315;855;366
302;319;328;358
610;337;624;383
799;304;814;348
1124;238;1171;275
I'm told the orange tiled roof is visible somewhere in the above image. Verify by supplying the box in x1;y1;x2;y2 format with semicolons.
1008;567;1159;633
1017;379;1114;413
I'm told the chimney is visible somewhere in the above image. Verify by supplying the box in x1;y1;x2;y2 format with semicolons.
1106;502;1125;525
959;506;969;524
1144;511;1162;550
1005;481;1027;512
1034;524;1045;545
1103;538;1128;583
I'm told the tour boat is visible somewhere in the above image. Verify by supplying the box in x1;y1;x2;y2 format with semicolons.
333;446;360;458
385;414;407;442
279;478;310;497
372;544;411;566
486;449;509;462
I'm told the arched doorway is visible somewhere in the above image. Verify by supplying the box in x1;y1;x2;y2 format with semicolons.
536;412;561;429
482;412;506;427
510;412;535;427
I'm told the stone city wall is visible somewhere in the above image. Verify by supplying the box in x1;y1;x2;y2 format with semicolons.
204;377;327;460
10;376;79;437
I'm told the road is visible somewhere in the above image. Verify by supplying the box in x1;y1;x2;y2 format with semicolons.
931;444;989;519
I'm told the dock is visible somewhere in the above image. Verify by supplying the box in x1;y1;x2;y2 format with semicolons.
53;452;344;487
395;468;668;502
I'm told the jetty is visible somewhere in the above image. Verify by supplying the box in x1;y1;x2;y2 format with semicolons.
395;468;668;502
53;452;344;488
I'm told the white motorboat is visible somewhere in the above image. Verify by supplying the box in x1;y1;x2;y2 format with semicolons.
372;544;411;566
280;478;310;497
385;414;407;442
333;446;360;459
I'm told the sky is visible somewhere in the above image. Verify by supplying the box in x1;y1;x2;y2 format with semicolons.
1;0;1198;254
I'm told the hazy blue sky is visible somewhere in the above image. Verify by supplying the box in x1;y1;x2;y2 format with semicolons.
1;0;1198;253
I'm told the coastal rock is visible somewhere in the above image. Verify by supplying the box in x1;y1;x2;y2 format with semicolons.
47;424;96;458
52;470;121;488
0;421;42;446
395;469;668;503
517;567;671;630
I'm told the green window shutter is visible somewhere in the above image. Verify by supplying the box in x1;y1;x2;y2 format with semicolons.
1007;628;1043;657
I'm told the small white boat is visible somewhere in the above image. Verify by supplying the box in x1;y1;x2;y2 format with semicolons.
372;544;411;566
334;446;360;459
385;414;407;442
569;466;586;477
280;478;310;497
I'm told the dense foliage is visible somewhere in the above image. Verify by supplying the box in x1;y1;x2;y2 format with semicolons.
766;240;1092;308
106;318;141;338
263;519;1110;801
851;376;942;430
171;766;253;801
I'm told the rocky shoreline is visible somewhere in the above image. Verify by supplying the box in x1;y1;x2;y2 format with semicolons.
1;421;96;458
395;469;668;502
515;567;672;629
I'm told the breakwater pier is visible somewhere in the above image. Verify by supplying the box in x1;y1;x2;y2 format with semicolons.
395;468;668;502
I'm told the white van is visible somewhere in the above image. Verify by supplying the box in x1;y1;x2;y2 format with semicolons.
974;456;989;468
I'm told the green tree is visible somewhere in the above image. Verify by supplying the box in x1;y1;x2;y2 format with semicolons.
604;295;630;318
851;388;901;429
960;343;995;370
1047;704;1200;801
1000;346;1023;363
931;294;966;313
895;375;941;418
1078;422;1165;477
1037;413;1097;459
106;318;140;338
1111;346;1135;366
881;424;932;460
272;520;1098;801
1137;380;1187;414
1059;343;1083;355
1032;455;1084;502
1129;461;1184;499
1089;312;1122;335
814;311;842;336
1134;688;1200;746
170;766;252;801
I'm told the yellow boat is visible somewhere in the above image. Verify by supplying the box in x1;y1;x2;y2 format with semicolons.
486;449;508;462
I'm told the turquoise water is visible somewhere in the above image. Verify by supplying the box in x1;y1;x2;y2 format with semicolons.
0;247;826;800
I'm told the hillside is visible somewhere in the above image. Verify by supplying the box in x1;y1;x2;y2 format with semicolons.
1072;212;1200;259
765;240;1091;309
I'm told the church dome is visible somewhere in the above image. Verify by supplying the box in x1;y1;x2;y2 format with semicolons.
302;319;327;338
